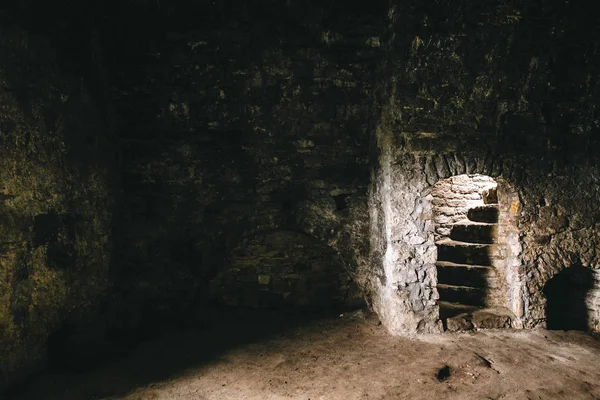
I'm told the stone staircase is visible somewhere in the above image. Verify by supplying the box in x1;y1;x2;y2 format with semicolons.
436;197;514;331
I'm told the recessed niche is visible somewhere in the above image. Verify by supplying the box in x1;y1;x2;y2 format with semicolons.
543;265;595;331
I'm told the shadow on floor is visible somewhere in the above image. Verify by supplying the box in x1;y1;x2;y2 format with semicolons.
4;306;347;400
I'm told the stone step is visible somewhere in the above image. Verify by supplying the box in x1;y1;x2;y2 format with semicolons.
436;239;497;266
467;205;499;223
449;221;498;244
437;284;487;306
438;301;480;320
444;307;515;332
436;261;498;288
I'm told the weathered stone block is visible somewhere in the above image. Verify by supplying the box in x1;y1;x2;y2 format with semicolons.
446;314;474;332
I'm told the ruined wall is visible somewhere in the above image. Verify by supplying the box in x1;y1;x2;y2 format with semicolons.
369;0;600;334
0;27;115;388
107;0;388;328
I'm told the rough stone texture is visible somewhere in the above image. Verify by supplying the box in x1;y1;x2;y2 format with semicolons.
431;175;496;238
445;314;474;332
446;308;513;332
369;0;600;335
210;230;363;309
2;0;600;390
432;175;521;311
471;309;512;330
104;1;386;330
588;270;600;332
370;142;600;334
0;27;115;389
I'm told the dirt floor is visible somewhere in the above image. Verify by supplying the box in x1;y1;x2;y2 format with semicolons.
6;310;600;400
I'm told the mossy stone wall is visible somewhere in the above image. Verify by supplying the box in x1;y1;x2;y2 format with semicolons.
0;27;115;389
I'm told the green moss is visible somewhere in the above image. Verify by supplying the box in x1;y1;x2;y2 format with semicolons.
0;27;114;388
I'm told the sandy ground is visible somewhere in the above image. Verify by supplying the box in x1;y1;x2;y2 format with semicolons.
6;311;600;400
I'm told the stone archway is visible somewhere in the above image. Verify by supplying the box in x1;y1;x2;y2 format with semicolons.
431;174;522;331
368;151;527;335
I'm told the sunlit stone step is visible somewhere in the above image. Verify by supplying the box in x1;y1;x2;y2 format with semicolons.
444;306;514;332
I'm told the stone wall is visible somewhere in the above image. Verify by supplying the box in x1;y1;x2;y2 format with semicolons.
431;174;497;239
589;270;600;332
2;2;600;390
368;0;600;335
0;26;115;389
210;230;362;310
107;0;388;329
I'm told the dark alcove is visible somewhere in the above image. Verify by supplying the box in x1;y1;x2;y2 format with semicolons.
543;265;595;331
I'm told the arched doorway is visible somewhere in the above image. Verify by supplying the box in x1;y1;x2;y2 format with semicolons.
431;174;521;330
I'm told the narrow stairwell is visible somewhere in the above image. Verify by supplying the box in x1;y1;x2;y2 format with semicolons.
436;191;513;331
